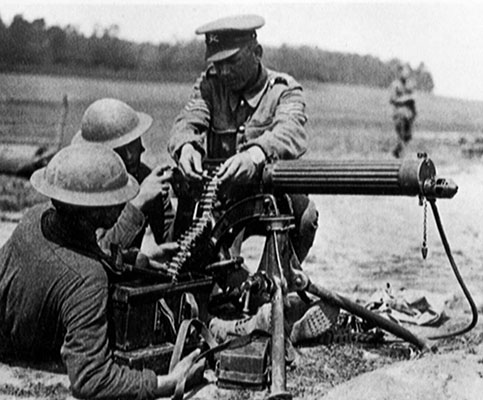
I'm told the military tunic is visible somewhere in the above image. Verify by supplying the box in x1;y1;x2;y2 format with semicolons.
168;64;308;162
168;63;317;263
0;204;158;399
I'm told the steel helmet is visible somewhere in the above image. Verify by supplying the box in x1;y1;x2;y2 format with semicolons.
72;98;153;149
30;143;139;206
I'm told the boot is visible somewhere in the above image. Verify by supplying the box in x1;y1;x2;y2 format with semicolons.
209;302;272;343
289;300;339;345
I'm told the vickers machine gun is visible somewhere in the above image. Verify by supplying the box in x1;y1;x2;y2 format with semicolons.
109;154;473;400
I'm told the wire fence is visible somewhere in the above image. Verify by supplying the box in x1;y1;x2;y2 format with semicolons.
0;95;70;146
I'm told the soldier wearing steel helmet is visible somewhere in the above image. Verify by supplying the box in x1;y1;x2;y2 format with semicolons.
73;98;177;259
168;14;318;265
0;144;203;399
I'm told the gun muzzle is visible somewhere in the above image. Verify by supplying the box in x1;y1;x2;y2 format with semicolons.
262;155;457;199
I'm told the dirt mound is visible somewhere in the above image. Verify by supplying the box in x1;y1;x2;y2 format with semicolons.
321;344;483;400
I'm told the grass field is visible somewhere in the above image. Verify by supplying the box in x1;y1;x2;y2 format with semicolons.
1;72;483;166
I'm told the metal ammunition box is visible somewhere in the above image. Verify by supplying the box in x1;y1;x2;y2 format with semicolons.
217;336;271;390
109;273;213;351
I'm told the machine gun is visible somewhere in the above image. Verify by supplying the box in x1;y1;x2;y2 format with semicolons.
168;153;457;282
112;153;472;400
163;152;477;400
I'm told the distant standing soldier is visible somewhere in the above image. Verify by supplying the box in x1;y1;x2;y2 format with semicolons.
390;64;417;158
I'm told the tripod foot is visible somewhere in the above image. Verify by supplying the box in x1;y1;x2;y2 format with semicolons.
267;391;292;400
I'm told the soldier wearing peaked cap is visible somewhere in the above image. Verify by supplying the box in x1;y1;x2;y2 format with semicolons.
196;14;265;62
168;14;318;265
168;14;339;346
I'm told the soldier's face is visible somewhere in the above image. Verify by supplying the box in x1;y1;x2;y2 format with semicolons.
115;138;144;178
214;46;260;91
81;203;124;231
91;204;125;230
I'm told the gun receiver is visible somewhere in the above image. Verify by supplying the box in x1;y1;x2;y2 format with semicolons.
261;156;457;199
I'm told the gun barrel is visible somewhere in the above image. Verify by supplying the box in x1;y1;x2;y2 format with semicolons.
262;157;457;198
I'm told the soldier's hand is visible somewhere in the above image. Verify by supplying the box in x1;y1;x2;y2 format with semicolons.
155;349;204;396
179;144;203;181
169;349;205;389
143;242;180;264
131;165;172;212
218;146;266;185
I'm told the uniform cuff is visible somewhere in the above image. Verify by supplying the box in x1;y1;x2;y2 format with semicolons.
246;145;267;165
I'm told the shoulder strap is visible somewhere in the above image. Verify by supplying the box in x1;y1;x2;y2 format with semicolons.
178;292;199;324
169;318;215;400
169;318;216;374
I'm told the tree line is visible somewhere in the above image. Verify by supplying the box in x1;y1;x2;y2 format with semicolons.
0;14;434;91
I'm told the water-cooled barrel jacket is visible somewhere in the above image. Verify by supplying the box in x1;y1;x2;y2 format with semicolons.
168;64;308;162
0;203;157;399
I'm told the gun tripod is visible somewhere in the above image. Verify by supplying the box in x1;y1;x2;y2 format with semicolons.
209;193;431;400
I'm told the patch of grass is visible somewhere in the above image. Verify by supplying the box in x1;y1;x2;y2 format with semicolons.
0;382;70;399
0;174;47;211
2;73;483;168
288;342;410;398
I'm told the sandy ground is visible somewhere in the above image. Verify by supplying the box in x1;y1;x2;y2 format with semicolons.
0;160;482;399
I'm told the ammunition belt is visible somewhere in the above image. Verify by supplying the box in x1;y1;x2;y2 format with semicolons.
168;170;221;281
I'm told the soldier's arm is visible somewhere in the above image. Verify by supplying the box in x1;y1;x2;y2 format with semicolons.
96;202;146;254
168;72;212;162
243;83;308;161
60;268;201;399
60;271;158;399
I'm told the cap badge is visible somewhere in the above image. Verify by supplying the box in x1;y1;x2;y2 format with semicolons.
208;34;219;43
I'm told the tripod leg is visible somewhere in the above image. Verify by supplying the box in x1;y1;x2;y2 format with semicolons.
267;276;292;400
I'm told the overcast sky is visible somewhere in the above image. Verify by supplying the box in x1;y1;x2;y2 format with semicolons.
2;1;483;101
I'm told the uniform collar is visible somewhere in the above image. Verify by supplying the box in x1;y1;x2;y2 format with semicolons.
41;207;104;257
228;64;268;111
